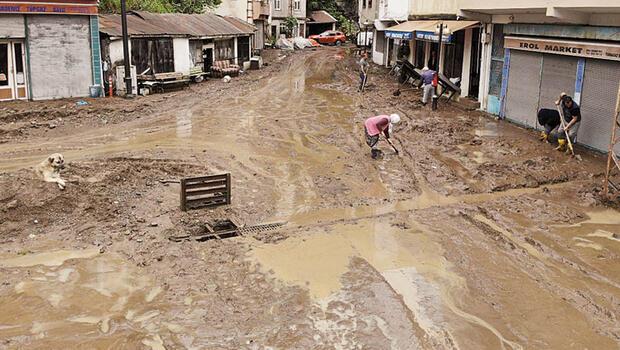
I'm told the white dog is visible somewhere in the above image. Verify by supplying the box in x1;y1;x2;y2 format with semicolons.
35;153;66;190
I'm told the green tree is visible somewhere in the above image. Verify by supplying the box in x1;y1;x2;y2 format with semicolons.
99;0;222;14
307;0;359;37
284;16;299;37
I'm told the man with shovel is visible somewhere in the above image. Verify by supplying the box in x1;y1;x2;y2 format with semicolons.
364;114;401;159
358;51;369;92
555;93;581;153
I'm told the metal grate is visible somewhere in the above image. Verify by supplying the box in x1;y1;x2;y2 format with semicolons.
237;222;287;235
538;55;578;130
579;59;620;152
169;221;286;242
505;50;542;128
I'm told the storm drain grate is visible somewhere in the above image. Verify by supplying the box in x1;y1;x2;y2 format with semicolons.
237;222;287;235
169;220;286;242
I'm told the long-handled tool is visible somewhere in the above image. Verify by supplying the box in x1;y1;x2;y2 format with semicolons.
393;87;417;97
361;69;369;92
556;104;575;156
385;138;399;155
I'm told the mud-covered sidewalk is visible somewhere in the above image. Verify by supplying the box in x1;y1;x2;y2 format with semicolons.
0;47;619;349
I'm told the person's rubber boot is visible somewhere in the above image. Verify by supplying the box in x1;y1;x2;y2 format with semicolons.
555;139;567;152
539;131;548;142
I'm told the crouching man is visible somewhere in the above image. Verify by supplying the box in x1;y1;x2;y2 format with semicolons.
537;108;561;143
364;114;401;159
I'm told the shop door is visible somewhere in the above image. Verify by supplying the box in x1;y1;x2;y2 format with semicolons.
0;41;27;101
537;54;578;130
579;59;620;152
237;36;250;64
504;50;542;128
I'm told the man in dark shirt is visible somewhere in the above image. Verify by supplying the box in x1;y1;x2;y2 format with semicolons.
555;93;581;152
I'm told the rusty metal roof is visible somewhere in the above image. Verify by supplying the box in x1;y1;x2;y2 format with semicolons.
309;10;337;24
99;11;255;38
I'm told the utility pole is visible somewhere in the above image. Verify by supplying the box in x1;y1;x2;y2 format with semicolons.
603;85;620;197
432;22;443;111
120;0;132;96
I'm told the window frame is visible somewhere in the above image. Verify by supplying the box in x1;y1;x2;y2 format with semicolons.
274;0;281;11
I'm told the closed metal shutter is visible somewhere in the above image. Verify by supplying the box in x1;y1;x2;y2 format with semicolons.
538;55;578;130
505;50;542;128
579;59;620;152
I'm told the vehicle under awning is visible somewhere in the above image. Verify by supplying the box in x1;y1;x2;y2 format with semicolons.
385;20;479;43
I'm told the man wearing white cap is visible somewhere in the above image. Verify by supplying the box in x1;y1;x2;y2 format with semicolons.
364;113;401;159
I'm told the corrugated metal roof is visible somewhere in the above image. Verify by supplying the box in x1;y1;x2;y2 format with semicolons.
99;11;255;38
309;10;337;24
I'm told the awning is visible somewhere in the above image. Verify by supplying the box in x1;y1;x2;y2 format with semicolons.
385;20;479;42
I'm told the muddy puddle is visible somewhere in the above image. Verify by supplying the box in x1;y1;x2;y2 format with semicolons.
0;244;175;349
250;217;526;349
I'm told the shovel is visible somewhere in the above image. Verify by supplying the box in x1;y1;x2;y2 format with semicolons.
393;87;417;97
385;138;399;155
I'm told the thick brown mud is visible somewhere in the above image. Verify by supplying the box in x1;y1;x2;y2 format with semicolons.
1;47;619;349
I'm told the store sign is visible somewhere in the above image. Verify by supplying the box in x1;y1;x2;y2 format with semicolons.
415;31;452;43
385;31;413;40
505;36;620;61
0;1;98;15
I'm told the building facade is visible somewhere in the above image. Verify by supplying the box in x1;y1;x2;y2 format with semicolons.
460;0;620;152
99;11;255;94
270;0;306;39
361;0;482;98
0;0;102;101
213;0;270;49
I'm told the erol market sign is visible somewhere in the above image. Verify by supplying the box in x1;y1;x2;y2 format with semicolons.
505;36;620;61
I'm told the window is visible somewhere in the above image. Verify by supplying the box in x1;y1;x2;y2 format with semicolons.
362;0;366;8
274;0;281;10
294;0;300;11
131;38;175;74
215;39;235;60
369;0;372;8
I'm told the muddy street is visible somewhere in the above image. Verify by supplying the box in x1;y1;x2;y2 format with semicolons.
1;48;619;349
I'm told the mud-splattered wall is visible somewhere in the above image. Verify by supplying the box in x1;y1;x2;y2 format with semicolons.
27;15;93;100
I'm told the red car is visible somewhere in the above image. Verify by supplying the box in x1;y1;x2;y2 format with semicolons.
309;31;346;46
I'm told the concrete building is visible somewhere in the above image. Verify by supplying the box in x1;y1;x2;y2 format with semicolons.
360;0;482;99
270;0;307;39
0;0;102;101
459;0;620;152
358;0;409;66
213;0;270;49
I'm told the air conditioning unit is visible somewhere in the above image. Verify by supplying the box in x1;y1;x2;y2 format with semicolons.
115;65;138;96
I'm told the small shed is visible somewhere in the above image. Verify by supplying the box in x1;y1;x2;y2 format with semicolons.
99;11;255;88
307;10;338;37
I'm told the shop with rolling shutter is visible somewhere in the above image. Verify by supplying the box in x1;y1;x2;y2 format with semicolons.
504;50;542;128
500;34;620;152
579;59;620;153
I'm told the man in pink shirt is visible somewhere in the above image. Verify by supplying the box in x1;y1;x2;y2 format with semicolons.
364;114;401;159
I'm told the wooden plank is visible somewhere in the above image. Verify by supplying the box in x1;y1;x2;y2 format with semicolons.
185;187;227;198
180;178;187;211
184;174;229;183
226;173;232;204
184;180;228;190
186;197;228;209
